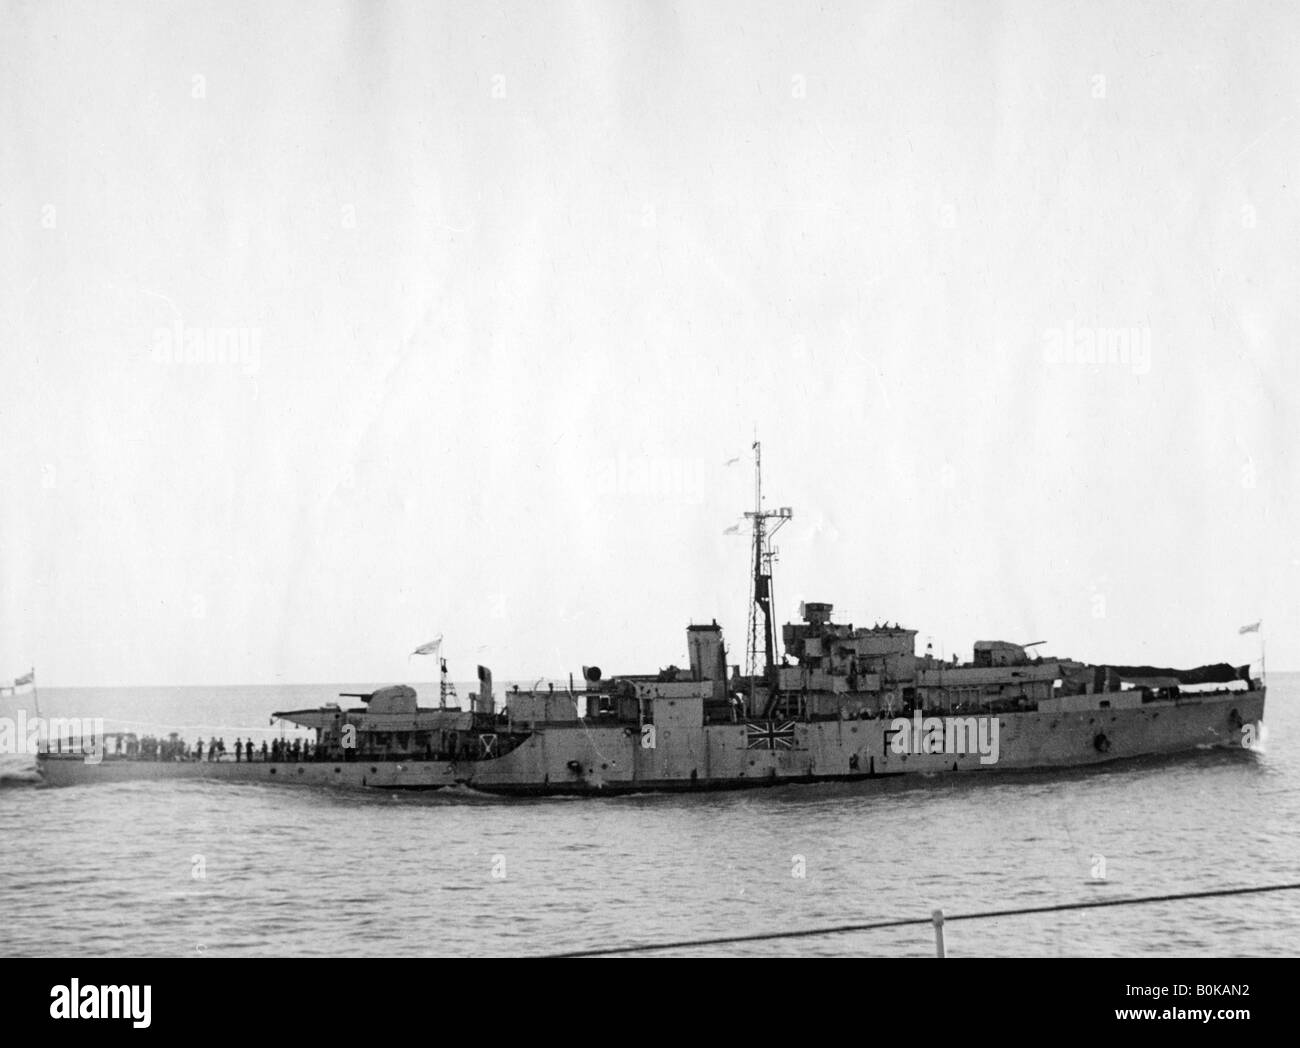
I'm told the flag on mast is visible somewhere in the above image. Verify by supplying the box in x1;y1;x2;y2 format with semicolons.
1239;621;1262;635
412;636;443;657
13;668;34;687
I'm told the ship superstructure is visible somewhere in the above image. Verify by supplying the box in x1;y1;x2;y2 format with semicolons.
36;446;1266;793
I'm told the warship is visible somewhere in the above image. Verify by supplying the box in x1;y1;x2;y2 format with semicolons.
36;444;1266;793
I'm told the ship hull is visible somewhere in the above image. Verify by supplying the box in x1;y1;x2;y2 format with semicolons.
35;689;1265;794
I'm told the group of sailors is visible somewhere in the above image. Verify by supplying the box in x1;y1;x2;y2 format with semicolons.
108;733;319;762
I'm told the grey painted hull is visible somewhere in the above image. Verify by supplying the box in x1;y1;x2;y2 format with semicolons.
35;690;1265;795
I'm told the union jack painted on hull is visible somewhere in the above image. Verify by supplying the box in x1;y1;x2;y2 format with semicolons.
746;720;797;750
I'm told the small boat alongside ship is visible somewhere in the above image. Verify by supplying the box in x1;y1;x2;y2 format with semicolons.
36;445;1266;794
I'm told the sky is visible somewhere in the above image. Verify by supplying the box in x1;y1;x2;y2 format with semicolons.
2;0;1297;686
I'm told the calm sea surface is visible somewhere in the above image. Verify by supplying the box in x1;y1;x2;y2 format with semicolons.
2;676;1297;957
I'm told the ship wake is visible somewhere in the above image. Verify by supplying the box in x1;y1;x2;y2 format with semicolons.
0;767;42;788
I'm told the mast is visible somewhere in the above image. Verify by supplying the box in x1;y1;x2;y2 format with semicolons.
438;656;461;710
743;442;792;700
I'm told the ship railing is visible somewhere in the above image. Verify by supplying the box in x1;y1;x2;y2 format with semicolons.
543;881;1300;958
